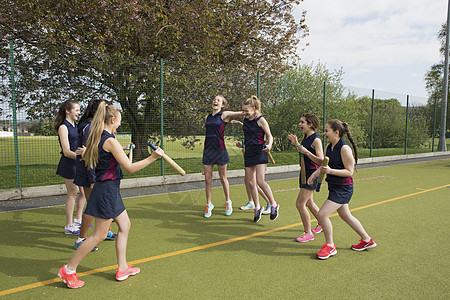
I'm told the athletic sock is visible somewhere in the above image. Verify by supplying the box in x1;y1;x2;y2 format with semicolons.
363;238;371;242
76;238;85;243
327;243;334;247
65;265;76;274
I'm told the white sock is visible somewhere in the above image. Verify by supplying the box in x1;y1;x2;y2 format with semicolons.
327;243;334;247
76;238;85;243
363;237;371;242
65;265;75;274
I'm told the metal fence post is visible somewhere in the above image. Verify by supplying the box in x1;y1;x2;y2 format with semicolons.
404;95;409;155
322;82;326;151
370;89;375;158
160;58;165;176
432;98;437;152
9;40;21;188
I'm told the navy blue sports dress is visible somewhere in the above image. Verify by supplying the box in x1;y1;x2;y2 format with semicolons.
325;139;354;204
299;132;320;190
73;120;96;187
202;111;230;166
84;131;125;219
56;119;78;179
243;116;268;167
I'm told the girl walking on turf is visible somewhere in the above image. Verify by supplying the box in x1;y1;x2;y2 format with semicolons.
241;95;278;222
308;119;376;259
55;100;86;235
287;114;324;242
73;99;117;251
203;95;243;218
58;102;163;288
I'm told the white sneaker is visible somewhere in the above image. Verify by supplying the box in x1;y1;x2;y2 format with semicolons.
73;219;82;228
262;204;271;215
239;201;255;210
204;204;214;218
65;225;80;235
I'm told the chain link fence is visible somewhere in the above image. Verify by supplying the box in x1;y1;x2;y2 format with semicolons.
0;40;443;189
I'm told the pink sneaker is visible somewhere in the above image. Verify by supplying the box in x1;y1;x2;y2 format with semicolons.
58;265;85;288
317;244;337;260
116;265;140;281
295;232;314;243
351;238;377;251
312;224;323;234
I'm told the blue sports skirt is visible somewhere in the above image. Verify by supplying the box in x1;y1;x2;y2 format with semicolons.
244;144;268;167
327;184;353;204
299;169;319;190
202;147;230;166
84;180;125;219
73;158;95;187
56;156;76;179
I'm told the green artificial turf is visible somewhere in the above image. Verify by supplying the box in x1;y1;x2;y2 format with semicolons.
0;158;449;299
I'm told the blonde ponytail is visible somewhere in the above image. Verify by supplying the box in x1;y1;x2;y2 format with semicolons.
83;102;120;169
242;95;262;112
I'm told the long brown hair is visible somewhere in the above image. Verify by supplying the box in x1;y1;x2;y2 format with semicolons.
54;100;78;131
300;113;319;144
327;119;358;164
83;102;120;169
242;95;261;112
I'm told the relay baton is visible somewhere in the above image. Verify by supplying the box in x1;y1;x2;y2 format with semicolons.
263;144;275;164
316;156;329;192
148;142;186;176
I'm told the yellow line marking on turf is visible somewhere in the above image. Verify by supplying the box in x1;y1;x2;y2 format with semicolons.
1;183;449;297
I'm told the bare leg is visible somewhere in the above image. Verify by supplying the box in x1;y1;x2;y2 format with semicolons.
255;164;276;206
114;210;132;271
306;196;320;221
296;188;314;233
74;186;86;221
318;200;343;245
203;165;214;205
67;217;111;271
245;167;259;208
217;164;230;202
257;184;270;205
64;178;78;227
79;185;94;239
337;205;371;240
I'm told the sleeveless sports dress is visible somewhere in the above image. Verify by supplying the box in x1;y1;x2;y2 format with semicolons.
325;139;354;204
73;119;96;187
299;132;320;190
243;116;268;167
84;130;125;219
202;111;230;166
56;119;78;179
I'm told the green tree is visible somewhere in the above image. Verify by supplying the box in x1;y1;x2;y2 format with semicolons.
424;23;449;140
265;62;345;150
0;0;308;158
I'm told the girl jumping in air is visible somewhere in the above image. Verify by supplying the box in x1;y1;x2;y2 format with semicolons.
287;114;323;242
203;95;243;218
58;102;163;288
241;95;278;222
308;119;376;260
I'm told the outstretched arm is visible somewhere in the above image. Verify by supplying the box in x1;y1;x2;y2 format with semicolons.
104;138;163;174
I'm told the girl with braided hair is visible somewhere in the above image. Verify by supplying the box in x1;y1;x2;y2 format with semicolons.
308;119;376;259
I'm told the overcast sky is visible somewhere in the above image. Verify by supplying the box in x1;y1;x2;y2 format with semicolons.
294;0;448;105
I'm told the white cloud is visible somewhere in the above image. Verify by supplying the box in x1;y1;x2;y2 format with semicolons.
294;0;447;102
